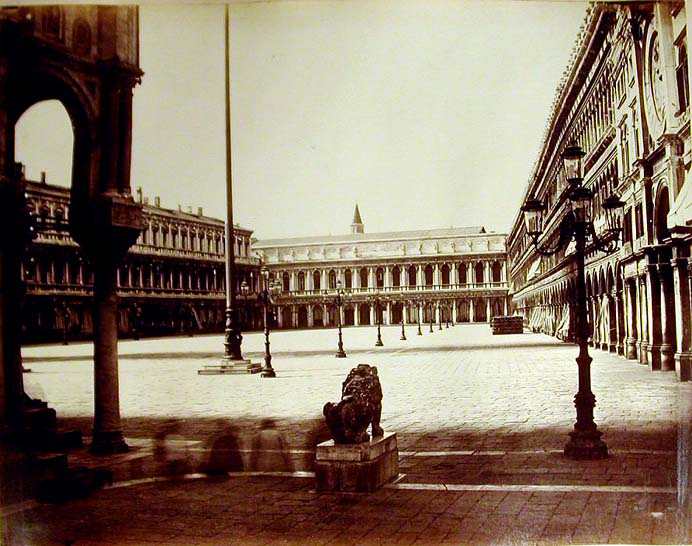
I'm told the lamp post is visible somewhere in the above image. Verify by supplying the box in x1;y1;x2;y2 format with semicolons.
417;299;422;336
521;144;624;460
428;301;434;333
438;301;443;330
332;281;348;358
258;269;281;378
400;302;407;341
370;292;384;347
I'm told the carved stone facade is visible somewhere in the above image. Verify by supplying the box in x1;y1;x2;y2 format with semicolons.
255;207;509;329
507;2;691;381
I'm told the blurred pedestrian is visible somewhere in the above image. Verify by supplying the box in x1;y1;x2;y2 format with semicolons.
205;422;243;476
250;419;292;472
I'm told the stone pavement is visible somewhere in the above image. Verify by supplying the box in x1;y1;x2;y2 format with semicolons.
3;324;691;545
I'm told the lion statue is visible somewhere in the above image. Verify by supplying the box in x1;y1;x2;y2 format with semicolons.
323;364;384;444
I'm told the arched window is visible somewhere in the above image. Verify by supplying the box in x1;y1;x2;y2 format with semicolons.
72;18;92;56
492;262;502;283
360;268;368;288
282;272;290;292
297;271;305;291
345;269;352;289
459;263;467;285
328;270;337;289
676;44;689;111
424;265;433;286
408;266;417;286
313;270;321;291
475;262;485;285
376;267;384;288
392;266;401;287
441;264;450;285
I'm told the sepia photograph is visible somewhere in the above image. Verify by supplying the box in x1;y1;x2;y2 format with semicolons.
1;0;691;544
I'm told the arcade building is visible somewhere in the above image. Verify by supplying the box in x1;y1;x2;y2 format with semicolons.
507;2;691;381
254;206;509;330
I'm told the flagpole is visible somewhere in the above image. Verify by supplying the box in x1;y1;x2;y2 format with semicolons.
222;3;243;362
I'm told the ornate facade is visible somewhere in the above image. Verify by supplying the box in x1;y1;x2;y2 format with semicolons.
255;207;509;329
507;2;691;381
22;175;260;342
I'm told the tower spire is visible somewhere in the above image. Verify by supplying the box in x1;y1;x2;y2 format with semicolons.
351;204;364;234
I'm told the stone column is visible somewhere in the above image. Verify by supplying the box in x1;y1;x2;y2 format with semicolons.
386;301;391;326
417;265;422;288
486;299;491;323
452;301;457;323
625;280;638;360
469;301;475;322
451;263;457;286
434;264;440;286
72;195;143;455
645;265;663;370
354;305;360;326
307;306;313;328
638;276;649;365
658;263;676;371
671;257;691;381
0;176;32;430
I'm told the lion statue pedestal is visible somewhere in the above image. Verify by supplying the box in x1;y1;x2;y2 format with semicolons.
315;364;399;493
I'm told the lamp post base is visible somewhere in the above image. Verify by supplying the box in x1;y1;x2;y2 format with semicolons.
564;429;608;460
261;367;276;378
335;350;347;358
375;339;383;347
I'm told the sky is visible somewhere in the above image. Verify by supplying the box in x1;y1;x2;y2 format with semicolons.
14;0;590;240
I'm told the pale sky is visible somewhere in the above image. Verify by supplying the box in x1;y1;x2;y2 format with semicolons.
14;0;589;240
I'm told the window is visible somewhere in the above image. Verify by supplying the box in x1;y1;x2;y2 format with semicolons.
282;272;290;292
328;270;337;289
475;262;484;285
635;203;644;239
623;208;632;244
344;269;352;289
676;43;689;112
313;271;321;291
392;266;400;287
297;271;305;291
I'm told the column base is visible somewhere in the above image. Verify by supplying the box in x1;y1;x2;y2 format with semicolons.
647;344;662;371
90;430;129;455
660;344;676;372
564;429;608;460
626;339;638;360
675;353;692;382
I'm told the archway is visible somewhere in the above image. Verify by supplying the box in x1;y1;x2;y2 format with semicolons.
1;7;144;453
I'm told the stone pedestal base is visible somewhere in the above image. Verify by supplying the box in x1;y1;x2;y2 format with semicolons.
198;359;261;375
315;432;398;493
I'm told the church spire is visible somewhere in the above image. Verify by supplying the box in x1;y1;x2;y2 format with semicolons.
351;204;364;234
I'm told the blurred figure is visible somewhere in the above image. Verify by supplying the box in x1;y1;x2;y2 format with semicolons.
204;422;243;476
303;417;332;472
250;419;292;472
153;420;190;477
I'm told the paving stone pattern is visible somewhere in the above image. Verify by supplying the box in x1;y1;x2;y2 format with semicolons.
5;324;690;545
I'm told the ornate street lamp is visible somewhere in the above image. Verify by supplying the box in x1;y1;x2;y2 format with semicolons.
369;292;384;347
521;144;624;460
258;269;282;378
400;302;407;341
332;280;348;358
417;299;423;336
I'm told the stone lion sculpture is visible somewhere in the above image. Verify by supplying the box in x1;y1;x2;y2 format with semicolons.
323;364;384;444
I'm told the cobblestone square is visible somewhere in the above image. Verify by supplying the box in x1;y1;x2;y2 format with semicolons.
3;324;690;544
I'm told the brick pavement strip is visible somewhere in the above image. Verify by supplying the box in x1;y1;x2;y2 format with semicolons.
4;325;691;544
